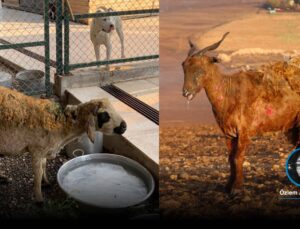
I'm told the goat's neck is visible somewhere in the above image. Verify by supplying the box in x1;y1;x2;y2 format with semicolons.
203;67;230;115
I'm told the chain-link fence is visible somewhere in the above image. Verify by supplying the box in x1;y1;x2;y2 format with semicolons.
0;0;51;96
0;0;159;96
58;0;159;74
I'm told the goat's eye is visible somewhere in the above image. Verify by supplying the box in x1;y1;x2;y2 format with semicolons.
212;57;219;63
103;18;107;21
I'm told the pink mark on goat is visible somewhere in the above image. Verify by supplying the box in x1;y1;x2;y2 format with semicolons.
215;84;222;92
265;105;273;116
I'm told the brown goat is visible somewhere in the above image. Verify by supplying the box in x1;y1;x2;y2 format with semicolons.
182;32;300;194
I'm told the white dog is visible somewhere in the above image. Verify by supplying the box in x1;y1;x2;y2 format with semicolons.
90;7;125;68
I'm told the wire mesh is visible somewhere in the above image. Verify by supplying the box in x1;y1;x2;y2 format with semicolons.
0;0;159;96
63;0;159;72
0;0;51;96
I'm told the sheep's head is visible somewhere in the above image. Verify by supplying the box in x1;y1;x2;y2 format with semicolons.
182;32;229;101
65;99;126;143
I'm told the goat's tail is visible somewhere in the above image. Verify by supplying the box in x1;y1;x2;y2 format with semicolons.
286;126;300;147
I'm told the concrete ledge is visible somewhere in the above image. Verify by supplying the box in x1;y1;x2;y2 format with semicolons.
55;60;159;100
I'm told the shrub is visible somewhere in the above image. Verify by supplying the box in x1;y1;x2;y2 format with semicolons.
266;0;297;9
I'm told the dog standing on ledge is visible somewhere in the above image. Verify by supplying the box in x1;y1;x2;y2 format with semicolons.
90;7;125;69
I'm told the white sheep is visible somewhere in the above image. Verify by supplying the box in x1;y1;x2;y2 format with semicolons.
0;86;127;202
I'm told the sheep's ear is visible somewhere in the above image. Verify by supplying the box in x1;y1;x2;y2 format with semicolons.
85;103;102;143
86;114;96;143
64;105;78;122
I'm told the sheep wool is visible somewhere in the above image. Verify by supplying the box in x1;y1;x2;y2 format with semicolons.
0;86;66;131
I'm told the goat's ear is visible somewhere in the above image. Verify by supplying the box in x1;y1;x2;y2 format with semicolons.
86;114;96;143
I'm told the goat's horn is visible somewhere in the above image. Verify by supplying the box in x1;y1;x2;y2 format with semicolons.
194;32;230;56
188;39;200;56
189;39;195;49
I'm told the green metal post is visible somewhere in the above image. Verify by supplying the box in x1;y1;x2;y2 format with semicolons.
44;0;51;97
64;7;70;75
56;0;63;75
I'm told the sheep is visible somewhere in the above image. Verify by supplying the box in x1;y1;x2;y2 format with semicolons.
182;32;300;195
0;86;127;202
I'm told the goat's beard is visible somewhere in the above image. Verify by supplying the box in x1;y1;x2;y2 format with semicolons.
187;93;195;101
186;87;202;101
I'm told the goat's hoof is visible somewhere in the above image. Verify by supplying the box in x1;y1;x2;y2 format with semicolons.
229;188;244;197
226;184;244;198
225;182;243;195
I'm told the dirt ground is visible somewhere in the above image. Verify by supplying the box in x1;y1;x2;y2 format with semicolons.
0;151;158;219
160;124;300;219
0;151;82;219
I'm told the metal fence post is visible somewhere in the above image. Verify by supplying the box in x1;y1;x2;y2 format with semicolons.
56;0;63;75
44;0;51;96
64;6;70;75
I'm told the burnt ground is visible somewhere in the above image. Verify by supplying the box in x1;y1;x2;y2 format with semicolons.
160;124;300;220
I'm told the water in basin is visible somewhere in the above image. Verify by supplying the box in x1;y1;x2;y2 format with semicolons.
62;162;148;208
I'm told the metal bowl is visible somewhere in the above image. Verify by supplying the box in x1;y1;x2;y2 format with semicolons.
0;72;13;88
14;70;45;93
57;154;155;209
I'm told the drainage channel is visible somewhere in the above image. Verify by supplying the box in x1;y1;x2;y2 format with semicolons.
101;84;159;125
